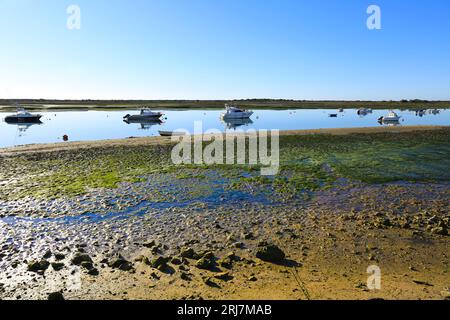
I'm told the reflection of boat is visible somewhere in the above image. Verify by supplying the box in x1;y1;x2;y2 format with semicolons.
222;117;253;129
158;131;186;137
123;109;163;121
5;121;42;137
123;118;162;130
378;111;401;124
428;109;440;115
220;104;253;119
357;108;372;116
4;108;42;123
415;109;426;117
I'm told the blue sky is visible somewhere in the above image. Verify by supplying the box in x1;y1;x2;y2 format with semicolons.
1;0;450;100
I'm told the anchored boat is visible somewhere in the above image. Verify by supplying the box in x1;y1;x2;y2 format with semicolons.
123;109;164;121
220;104;253;120
378;111;401;123
4;108;42;123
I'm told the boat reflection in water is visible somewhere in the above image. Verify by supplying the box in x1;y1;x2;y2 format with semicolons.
222;117;254;130
6;120;43;137
123;118;163;130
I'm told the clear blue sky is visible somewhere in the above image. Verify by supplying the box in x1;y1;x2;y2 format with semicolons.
1;0;450;100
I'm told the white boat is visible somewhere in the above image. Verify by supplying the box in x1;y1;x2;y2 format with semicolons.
123;109;163;121
378;111;401;123
357;108;372;116
220;104;253;119
4;108;42;123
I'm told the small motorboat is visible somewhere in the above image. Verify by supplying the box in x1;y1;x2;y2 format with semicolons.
220;104;253;119
339;108;344;112
123;109;163;121
329;114;338;118
357;108;373;116
378;111;401;123
158;130;186;137
4;108;42;123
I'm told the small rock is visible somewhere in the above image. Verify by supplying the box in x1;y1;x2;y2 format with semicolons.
255;242;285;263
48;292;64;301
180;248;200;260
214;272;233;281
28;260;50;273
71;253;93;266
51;262;65;271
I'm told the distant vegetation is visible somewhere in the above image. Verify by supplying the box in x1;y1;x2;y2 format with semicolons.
0;99;449;110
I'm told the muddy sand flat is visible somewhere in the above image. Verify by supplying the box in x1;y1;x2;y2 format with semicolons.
0;126;449;300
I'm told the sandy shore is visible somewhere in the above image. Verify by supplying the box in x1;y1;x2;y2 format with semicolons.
0;125;447;156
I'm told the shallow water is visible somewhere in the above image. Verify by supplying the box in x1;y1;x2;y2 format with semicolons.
0;108;449;148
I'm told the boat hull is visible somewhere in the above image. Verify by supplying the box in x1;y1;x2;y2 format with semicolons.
5;116;42;123
221;112;253;119
124;114;162;121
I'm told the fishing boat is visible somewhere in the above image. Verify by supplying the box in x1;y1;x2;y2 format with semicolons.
220;104;253;119
378;111;401;123
329;113;338;118
4;108;42;123
123;109;163;121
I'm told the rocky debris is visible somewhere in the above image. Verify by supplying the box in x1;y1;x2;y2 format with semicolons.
214;272;233;281
81;261;94;270
143;240;156;248
48;291;65;300
27;260;50;273
43;250;52;259
180;248;200;260
431;226;448;236
195;252;216;270
255;242;285;263
71;253;93;266
202;276;220;288
54;253;66;261
51;262;65;271
150;256;170;271
171;257;182;265
87;268;99;276
108;255;134;271
248;276;258;282
180;272;192;281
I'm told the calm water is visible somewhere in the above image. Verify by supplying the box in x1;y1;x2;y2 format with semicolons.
0;108;449;148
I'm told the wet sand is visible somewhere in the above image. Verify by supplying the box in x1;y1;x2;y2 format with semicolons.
0;126;449;300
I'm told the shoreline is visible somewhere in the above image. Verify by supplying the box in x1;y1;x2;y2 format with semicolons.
1;100;450;111
0;125;448;156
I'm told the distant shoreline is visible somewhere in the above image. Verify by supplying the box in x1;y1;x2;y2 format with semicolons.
1;99;450;110
1;125;447;155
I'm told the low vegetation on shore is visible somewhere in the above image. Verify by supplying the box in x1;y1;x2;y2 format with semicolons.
1;99;450;110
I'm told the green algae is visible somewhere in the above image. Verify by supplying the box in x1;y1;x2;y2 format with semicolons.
0;129;449;201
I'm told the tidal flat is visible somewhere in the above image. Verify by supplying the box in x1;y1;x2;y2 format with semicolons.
0;127;449;300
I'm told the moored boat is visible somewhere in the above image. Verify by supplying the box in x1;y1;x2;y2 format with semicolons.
123;109;163;121
220;104;253;119
4;108;42;123
378;111;401;123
